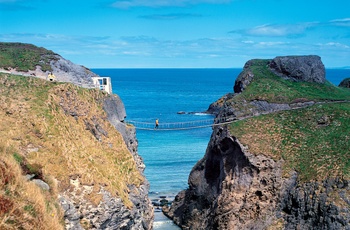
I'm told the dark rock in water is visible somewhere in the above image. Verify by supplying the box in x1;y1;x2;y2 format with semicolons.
339;78;350;88
268;55;326;83
160;199;169;206
152;200;161;206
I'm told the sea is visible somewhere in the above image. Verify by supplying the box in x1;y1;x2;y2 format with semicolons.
92;68;349;229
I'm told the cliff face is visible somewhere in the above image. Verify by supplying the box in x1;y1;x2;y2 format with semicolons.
166;126;285;229
0;43;153;229
165;55;350;229
59;92;153;230
167;125;350;229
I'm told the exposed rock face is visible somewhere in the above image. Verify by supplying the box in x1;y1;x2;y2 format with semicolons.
60;183;153;230
233;60;256;93
166;125;350;229
339;78;350;88
268;55;326;83
165;126;284;229
102;94;153;227
59;93;153;230
0;53;97;87
50;55;97;86
280;176;350;229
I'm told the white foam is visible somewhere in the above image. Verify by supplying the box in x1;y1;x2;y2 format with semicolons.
194;112;210;116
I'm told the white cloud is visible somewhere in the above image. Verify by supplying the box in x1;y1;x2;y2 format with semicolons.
258;41;287;46
139;13;203;20
2;32;349;68
323;42;349;49
241;40;254;44
110;0;231;9
329;18;350;27
244;23;316;37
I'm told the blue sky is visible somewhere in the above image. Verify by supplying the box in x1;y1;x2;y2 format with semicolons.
0;0;349;68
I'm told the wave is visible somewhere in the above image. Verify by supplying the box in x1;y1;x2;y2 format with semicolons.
194;112;211;116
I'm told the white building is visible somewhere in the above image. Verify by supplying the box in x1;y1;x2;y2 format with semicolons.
92;77;112;94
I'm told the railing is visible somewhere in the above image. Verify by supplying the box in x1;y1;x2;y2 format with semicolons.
127;119;215;130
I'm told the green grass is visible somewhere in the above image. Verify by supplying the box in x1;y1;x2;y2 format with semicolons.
0;42;58;72
229;102;350;181
234;59;350;103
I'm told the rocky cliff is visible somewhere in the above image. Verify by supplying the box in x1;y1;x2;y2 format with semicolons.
165;55;350;229
0;42;153;229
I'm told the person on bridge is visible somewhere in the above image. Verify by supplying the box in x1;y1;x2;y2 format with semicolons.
155;119;159;129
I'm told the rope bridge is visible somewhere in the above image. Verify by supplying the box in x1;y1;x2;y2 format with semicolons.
126;118;235;131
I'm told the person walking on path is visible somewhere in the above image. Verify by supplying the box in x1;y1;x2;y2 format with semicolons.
155;119;159;129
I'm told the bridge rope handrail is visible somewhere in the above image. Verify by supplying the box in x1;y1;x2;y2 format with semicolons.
126;119;214;125
125;118;235;131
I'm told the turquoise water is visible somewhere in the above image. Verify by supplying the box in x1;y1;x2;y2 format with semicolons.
92;69;238;193
92;68;350;229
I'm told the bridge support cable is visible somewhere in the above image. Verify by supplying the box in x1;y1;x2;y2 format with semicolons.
125;117;237;131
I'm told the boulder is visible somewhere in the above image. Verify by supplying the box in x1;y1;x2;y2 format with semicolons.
32;179;50;191
268;55;326;83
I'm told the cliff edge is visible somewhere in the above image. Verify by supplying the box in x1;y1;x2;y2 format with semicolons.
165;55;350;229
0;42;153;229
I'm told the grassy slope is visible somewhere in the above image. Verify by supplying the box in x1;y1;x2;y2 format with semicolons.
235;59;350;103
0;42;58;72
228;60;350;181
0;73;142;229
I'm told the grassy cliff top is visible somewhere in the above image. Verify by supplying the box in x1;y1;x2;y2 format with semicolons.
230;102;350;181
0;42;58;72
235;59;350;103
0;73;142;229
227;59;350;181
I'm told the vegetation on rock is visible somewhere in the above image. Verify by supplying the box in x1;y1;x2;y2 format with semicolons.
234;59;350;103
0;73;143;229
230;102;350;181
228;59;350;181
0;42;58;72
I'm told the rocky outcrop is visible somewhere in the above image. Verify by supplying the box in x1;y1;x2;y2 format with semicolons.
58;90;153;229
49;55;97;86
233;59;259;93
167;56;350;229
280;176;350;229
339;78;350;88
233;55;326;94
268;55;326;83
102;94;153;228
164;126;285;229
166;125;350;229
59;181;153;230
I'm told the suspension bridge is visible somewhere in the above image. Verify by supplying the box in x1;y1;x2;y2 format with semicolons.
126;117;236;131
